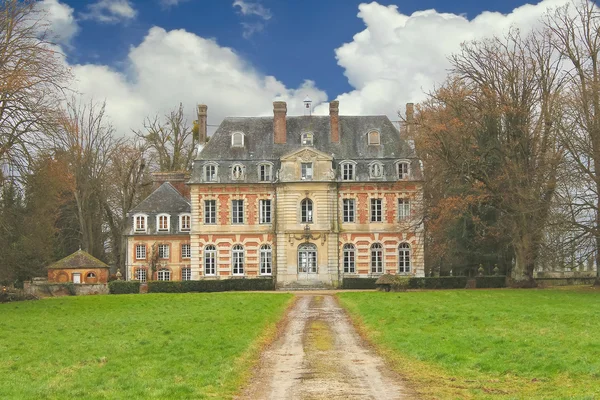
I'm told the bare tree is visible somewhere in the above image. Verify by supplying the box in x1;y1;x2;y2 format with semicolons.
135;103;195;172
0;0;71;181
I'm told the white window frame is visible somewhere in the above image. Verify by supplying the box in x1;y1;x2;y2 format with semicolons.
260;245;272;275
182;267;192;281
343;244;356;273
398;198;410;221
204;245;216;276
231;131;244;147
204;199;216;224
301;162;313;180
133;214;147;233
398;243;411;273
368;130;380;145
231;163;245;180
179;214;191;232
396;161;410;180
135;244;147;260
340;161;356;181
301;198;313;223
135;268;147;282
343;199;355;223
370;198;382;222
371;243;384;273
232;244;244;275
158;244;170;259
258;163;273;182
232;199;244;224
259;199;272;224
157;269;171;281
369;161;384;179
157;214;170;232
181;244;191;259
204;163;218;182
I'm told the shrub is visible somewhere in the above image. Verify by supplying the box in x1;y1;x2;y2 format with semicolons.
0;290;38;303
341;278;378;290
147;278;275;293
375;275;410;292
408;276;469;289
109;281;141;294
475;276;507;288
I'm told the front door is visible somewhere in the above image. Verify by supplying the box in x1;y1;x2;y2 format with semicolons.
72;273;81;284
298;243;317;280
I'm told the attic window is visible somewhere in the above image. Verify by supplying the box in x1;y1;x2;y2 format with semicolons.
301;132;314;146
231;164;245;180
368;130;380;145
232;132;244;147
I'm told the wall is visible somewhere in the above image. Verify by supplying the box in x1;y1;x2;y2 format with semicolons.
24;281;109;296
47;268;109;284
127;234;191;281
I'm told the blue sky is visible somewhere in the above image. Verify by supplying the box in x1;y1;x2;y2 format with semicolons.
40;0;574;134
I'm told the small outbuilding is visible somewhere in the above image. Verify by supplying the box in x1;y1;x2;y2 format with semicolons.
47;250;110;284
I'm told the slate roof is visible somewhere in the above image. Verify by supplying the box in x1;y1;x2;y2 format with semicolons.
47;250;109;270
129;182;191;214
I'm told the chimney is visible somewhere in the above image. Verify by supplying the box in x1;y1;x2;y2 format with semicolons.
151;172;191;199
273;101;287;144
330;100;340;143
405;102;414;138
197;104;207;144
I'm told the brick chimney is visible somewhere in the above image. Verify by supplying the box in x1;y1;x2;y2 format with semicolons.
330;100;340;143
197;104;207;144
405;102;414;138
273;101;287;144
152;172;191;199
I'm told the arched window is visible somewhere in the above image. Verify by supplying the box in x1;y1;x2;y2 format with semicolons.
179;214;191;231
157;214;170;232
134;214;147;232
340;161;355;181
86;272;96;279
371;243;383;274
157;269;171;281
396;161;409;180
343;244;356;273
398;243;411;273
232;132;244;147
204;245;216;276
204;163;218;182
232;244;244;275
369;162;383;179
231;164;245;180
260;244;272;275
258;163;273;182
298;243;317;274
301;132;314;146
301;198;313;223
368;130;380;145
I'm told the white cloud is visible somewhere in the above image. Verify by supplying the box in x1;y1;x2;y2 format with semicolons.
159;0;190;8
81;0;137;24
233;0;272;20
35;0;79;45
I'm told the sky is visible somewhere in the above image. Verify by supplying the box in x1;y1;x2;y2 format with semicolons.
37;0;577;135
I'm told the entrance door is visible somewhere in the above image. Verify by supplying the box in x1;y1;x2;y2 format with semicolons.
298;243;317;280
72;273;81;284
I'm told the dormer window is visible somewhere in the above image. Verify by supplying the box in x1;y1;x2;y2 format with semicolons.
368;130;380;145
301;162;313;180
232;132;244;147
134;214;147;232
180;214;191;231
204;163;218;182
231;164;245;180
157;214;170;232
340;161;356;181
259;163;273;182
369;162;384;179
301;132;314;146
397;161;410;180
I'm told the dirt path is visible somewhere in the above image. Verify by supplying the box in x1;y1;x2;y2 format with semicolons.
238;294;413;400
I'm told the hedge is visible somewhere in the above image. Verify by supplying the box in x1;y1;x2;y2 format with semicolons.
407;276;470;289
109;280;141;294
341;278;378;290
147;278;275;293
475;276;507;288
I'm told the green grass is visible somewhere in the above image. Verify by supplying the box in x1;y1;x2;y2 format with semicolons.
0;292;292;399
338;288;600;399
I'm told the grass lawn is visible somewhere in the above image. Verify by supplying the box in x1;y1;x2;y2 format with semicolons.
0;292;292;399
338;287;600;399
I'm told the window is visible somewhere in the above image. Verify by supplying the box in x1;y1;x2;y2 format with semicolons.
204;245;216;275
204;200;216;224
232;132;244;147
368;130;380;145
182;267;191;281
204;164;217;182
232;244;244;275
369;162;383;178
301;198;313;223
180;214;191;231
259;163;272;182
86;272;96;279
135;244;146;260
370;198;382;222
135;268;147;282
341;162;355;181
397;162;409;180
398;243;411;273
343;199;355;223
231;164;244;180
398;198;410;221
134;215;147;232
232;200;244;224
259;199;272;224
181;244;191;259
157;214;170;232
298;243;317;274
301;162;313;180
301;132;313;146
158;244;169;259
260;245;272;275
343;244;356;273
157;269;171;281
371;243;384;273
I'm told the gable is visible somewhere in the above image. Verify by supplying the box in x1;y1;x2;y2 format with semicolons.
280;147;333;162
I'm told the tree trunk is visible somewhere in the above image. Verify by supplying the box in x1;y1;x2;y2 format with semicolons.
511;237;538;287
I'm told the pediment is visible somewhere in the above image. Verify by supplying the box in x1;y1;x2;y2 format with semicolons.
280;147;333;162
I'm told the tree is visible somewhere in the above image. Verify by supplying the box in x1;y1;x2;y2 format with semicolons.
0;0;71;183
135;103;195;172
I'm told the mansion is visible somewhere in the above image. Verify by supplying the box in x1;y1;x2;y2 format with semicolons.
125;99;424;287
